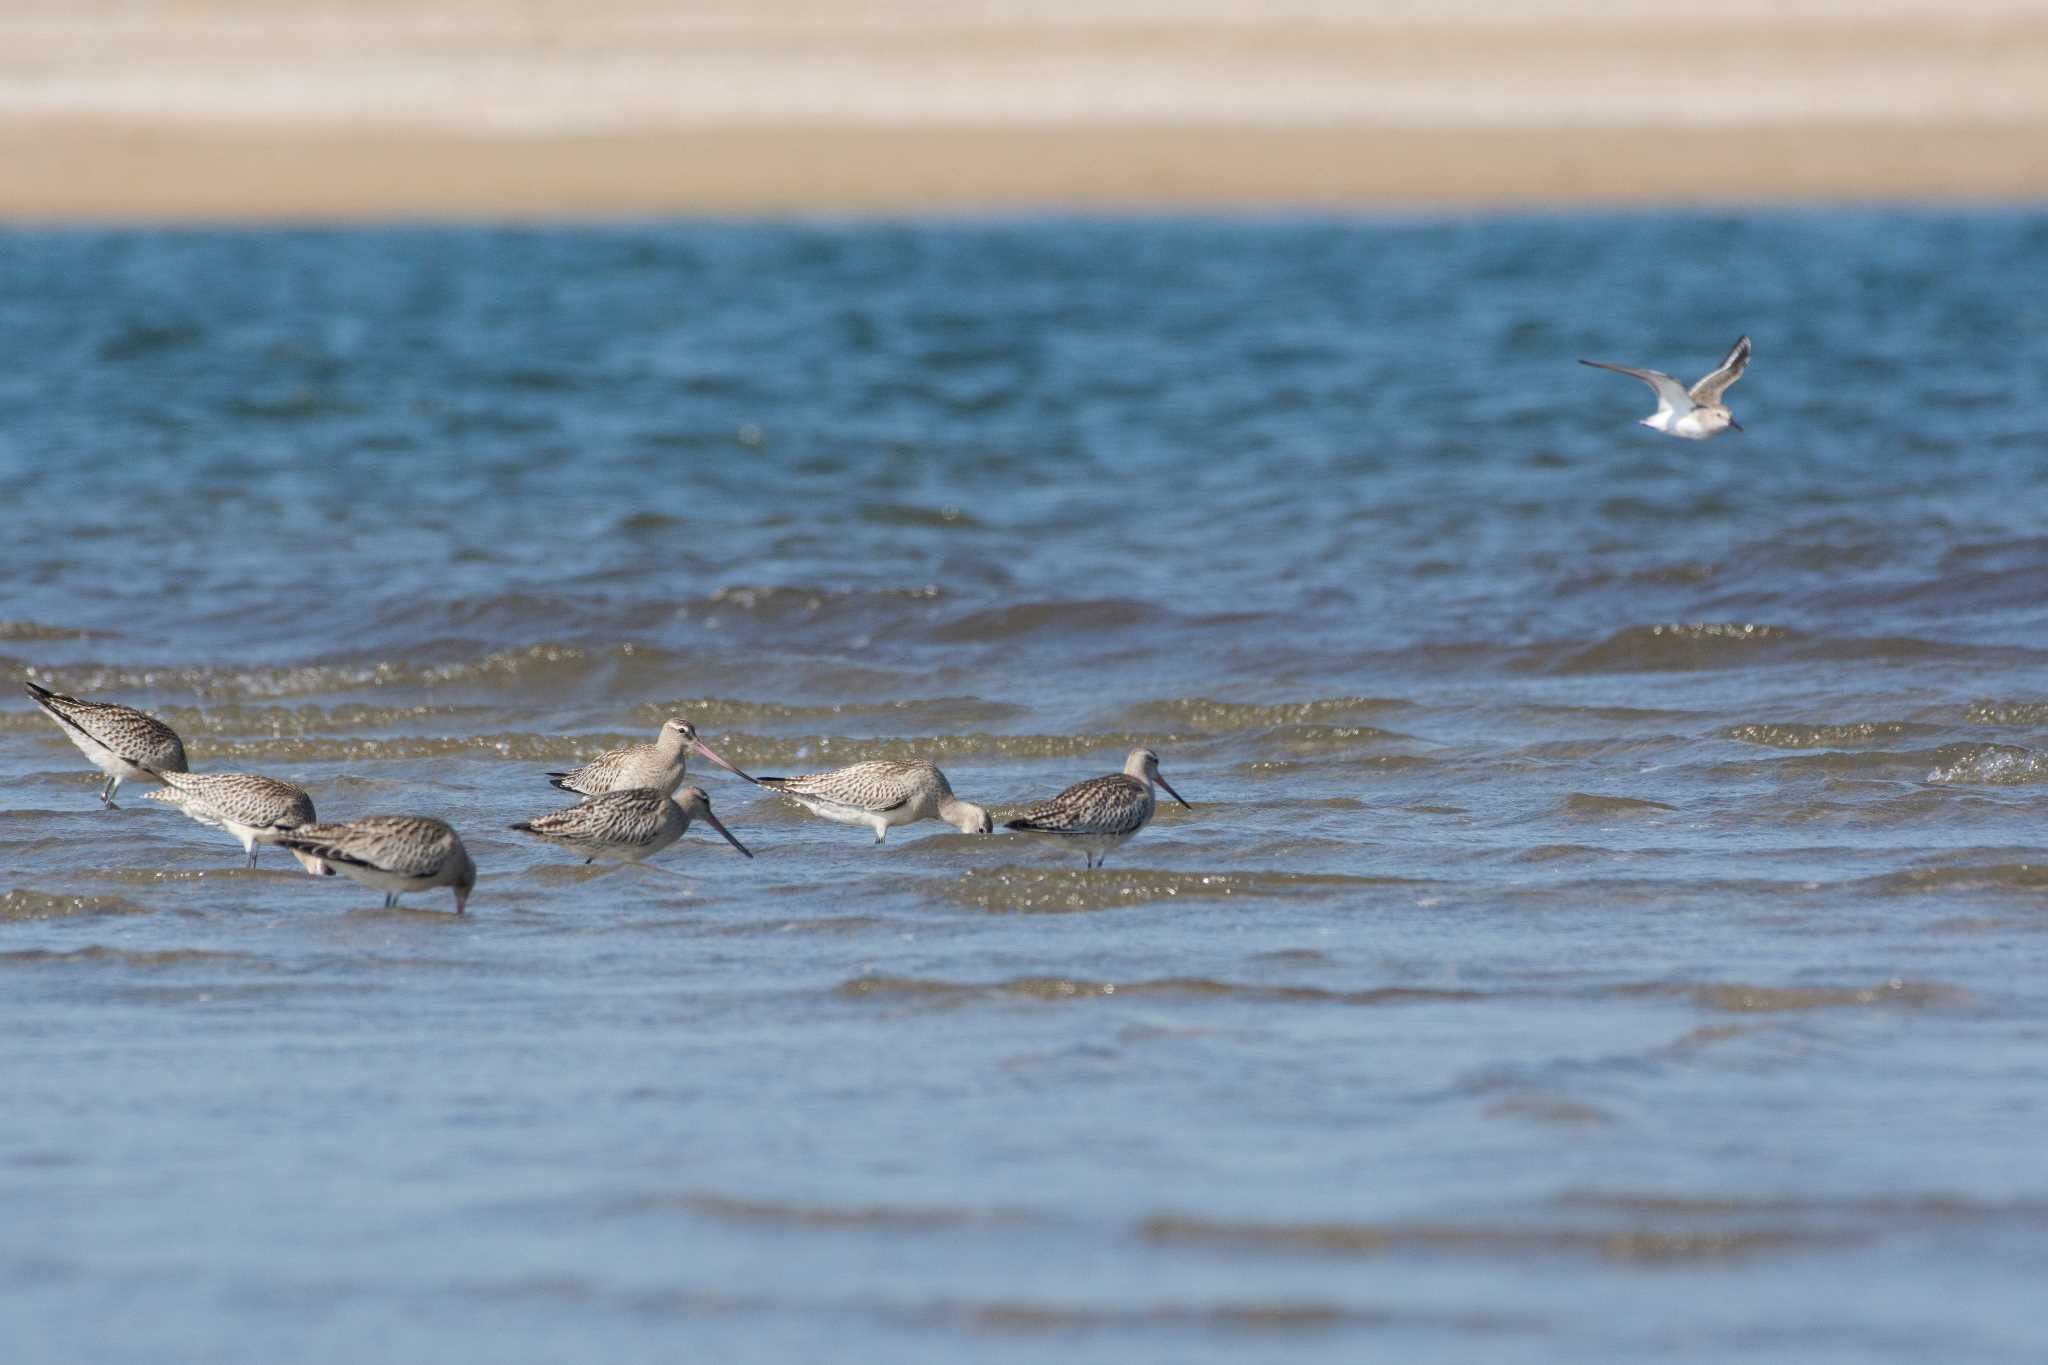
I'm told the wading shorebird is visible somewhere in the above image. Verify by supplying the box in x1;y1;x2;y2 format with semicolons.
755;759;993;844
1580;334;1750;440
23;680;188;807
144;770;319;869
545;718;752;798
1003;747;1191;869
512;785;753;866
277;815;477;913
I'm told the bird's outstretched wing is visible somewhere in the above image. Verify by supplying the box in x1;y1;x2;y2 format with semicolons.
1579;359;1693;417
1688;335;1751;404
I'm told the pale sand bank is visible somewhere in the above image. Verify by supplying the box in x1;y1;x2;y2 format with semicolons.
4;1;2047;217
8;121;2047;220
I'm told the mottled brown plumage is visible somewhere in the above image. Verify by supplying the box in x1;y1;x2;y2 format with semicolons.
757;759;991;843
546;718;751;797
24;680;187;806
278;815;476;912
1005;747;1191;868
145;770;317;868
513;785;753;865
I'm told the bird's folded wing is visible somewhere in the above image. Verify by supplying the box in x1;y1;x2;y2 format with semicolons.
1006;775;1147;833
277;836;380;872
778;766;916;812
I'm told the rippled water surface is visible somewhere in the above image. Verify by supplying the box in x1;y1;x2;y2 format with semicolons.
5;214;2048;1362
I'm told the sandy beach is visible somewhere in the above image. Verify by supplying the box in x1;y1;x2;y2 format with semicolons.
4;1;2047;218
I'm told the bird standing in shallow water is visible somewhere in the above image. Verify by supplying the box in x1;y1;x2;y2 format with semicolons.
144;770;319;869
23;680;187;807
512;785;752;865
755;759;992;844
545;718;751;797
1004;747;1191;869
277;815;477;913
1580;335;1750;440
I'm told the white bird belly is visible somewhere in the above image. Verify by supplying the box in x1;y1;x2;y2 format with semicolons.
788;792;901;828
329;862;440;897
57;726;155;782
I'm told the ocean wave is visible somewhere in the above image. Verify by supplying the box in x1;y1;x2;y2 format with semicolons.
0;621;100;641
1553;561;1720;594
1552;623;1802;674
932;867;1410;914
1558;1190;2048;1219
229;389;367;422
1234;754;1438;779
1516;736;1687;760
1726;789;1985;828
0;702;484;737
929;599;1164;643
1709;747;1951;779
1925;743;2048;785
180;733;630;764
1483;1095;1614;1125
0;889;151;921
1516;703;1704;725
929;1298;1378;1333
854;502;985;530
1632;560;1720;585
9;642;1034;709
670;1192;1018;1230
1965;700;2048;725
725;732;1201;768
95;318;205;361
1108;696;1413;730
1796;635;1965;663
18;643;606;701
1548;624;2018;677
1643;979;1963;1013
693;583;946;624
1723;721;1936;749
1858;863;2048;895
836;973;1483;1004
1250;724;1414;754
92;867;318;886
1136;1213;1855;1263
36;727;1219;768
1513;844;1613;863
0;946;257;968
1556;794;1679;818
629;696;1027;729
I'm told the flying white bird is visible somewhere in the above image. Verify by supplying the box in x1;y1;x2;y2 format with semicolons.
1581;335;1750;440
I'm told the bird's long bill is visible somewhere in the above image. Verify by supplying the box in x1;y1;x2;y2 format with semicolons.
702;809;755;859
287;848;331;877
1156;773;1192;810
1727;418;1744;433
692;736;758;784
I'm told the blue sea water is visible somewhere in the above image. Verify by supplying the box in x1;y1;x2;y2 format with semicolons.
4;212;2048;1362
